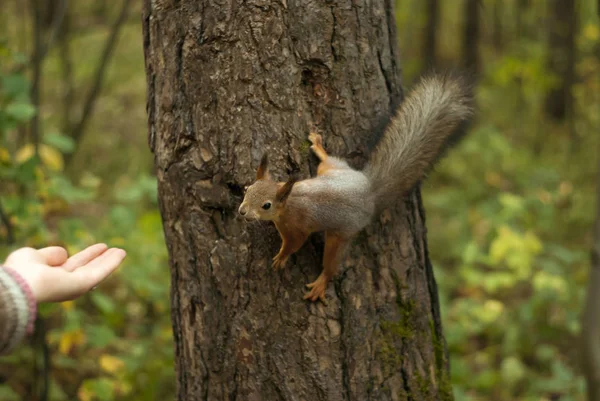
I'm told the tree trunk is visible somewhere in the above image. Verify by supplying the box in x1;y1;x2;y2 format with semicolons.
423;0;439;69
544;0;576;121
581;10;600;398
462;0;480;74
142;1;452;400
582;139;600;401
492;0;503;51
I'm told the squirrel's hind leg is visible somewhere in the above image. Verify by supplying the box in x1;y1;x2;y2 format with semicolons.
308;132;328;162
304;231;349;303
309;132;339;176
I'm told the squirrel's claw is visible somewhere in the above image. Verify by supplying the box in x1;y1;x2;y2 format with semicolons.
308;132;323;148
272;254;288;270
304;275;329;304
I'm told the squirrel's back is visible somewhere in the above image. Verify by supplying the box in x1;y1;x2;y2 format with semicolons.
289;162;374;235
364;73;474;210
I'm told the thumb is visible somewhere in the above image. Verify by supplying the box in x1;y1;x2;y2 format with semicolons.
37;247;69;266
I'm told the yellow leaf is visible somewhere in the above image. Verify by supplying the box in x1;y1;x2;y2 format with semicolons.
0;147;10;164
559;181;573;196
485;171;503;188
60;301;74;311
15;144;34;164
584;23;600;41
39;144;64;171
77;386;93;401
109;237;126;247
99;354;125;374
58;329;85;354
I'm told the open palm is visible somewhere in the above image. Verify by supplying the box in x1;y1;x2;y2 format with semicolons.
3;244;126;303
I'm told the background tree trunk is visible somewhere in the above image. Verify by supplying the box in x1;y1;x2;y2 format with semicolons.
544;0;576;121
462;0;480;74
580;7;600;399
423;0;439;69
142;0;452;400
492;0;503;51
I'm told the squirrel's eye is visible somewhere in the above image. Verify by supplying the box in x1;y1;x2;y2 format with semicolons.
262;202;272;210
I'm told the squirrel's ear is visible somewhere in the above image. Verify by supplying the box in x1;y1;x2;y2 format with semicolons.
256;153;271;180
276;174;299;204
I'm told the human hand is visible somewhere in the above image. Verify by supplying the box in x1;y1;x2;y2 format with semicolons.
2;244;126;303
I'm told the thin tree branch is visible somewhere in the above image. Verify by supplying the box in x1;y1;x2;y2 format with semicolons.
0;199;15;245
423;0;439;69
28;0;43;152
65;0;133;166
58;8;74;134
12;0;67;74
462;0;480;74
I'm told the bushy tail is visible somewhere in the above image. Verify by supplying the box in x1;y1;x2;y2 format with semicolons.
364;72;474;210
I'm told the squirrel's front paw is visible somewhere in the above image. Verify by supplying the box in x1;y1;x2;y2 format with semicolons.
303;274;329;304
272;254;288;270
308;132;323;148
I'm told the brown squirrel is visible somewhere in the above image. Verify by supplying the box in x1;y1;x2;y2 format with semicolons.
238;73;474;303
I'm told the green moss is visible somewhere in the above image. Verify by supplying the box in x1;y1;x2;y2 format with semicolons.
299;140;311;157
429;318;454;401
376;325;404;375
415;371;432;397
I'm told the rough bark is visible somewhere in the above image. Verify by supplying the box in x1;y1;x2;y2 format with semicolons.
544;0;576;121
143;0;452;400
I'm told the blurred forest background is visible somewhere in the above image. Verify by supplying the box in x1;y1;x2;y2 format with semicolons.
0;0;598;400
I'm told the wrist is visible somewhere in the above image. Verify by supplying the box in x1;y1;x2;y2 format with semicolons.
2;267;37;335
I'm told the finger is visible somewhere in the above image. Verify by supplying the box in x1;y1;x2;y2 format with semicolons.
73;248;126;291
61;243;108;272
37;247;69;266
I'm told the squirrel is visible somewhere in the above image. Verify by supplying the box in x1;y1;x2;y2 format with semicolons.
238;73;474;303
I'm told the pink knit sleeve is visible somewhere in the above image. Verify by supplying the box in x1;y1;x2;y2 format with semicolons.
0;266;37;354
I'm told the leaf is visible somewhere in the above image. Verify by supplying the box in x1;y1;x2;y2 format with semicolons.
48;175;95;202
86;324;117;348
44;132;75;153
58;329;85;354
0;386;20;401
15;144;35;164
0;147;10;164
39;144;64;171
99;354;125;374
90;291;116;314
60;301;74;311
100;354;125;374
78;378;114;401
583;23;600;41
1;73;30;97
5;102;36;121
501;356;526;386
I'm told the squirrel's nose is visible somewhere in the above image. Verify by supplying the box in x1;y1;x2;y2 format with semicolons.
238;205;247;216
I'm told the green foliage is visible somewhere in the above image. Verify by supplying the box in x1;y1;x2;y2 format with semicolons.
0;0;597;400
394;1;599;400
418;14;598;401
0;12;173;400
